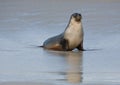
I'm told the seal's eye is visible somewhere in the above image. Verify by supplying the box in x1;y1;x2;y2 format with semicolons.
79;14;82;17
72;13;78;17
72;13;81;18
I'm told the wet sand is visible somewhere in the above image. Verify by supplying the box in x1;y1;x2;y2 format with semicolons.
0;0;120;85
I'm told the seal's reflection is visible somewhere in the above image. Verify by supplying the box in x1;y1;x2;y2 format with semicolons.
45;50;83;83
66;51;83;83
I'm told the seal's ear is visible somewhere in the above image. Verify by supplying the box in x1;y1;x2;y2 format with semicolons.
60;39;69;51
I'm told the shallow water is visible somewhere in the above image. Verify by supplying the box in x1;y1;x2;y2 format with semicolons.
0;0;120;85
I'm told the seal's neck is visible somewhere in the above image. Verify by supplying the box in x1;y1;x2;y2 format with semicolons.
67;20;82;32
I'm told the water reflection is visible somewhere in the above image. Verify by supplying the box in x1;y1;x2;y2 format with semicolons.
66;51;83;83
45;50;83;83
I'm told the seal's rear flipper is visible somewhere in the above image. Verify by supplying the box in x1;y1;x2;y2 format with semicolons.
38;46;44;48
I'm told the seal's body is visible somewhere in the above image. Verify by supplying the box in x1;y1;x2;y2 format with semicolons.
41;13;84;51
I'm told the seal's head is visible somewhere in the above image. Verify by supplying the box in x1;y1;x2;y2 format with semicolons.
70;13;82;24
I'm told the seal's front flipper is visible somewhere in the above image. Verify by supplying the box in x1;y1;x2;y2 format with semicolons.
77;41;84;51
60;39;69;51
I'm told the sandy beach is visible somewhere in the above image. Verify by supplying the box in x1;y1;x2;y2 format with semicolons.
0;0;120;85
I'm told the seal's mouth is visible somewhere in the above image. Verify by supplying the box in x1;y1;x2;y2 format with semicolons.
72;13;82;22
75;17;81;22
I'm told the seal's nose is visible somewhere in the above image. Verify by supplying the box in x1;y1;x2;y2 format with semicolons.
76;15;80;19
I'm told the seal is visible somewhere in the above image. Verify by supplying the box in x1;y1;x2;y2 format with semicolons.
41;13;84;51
